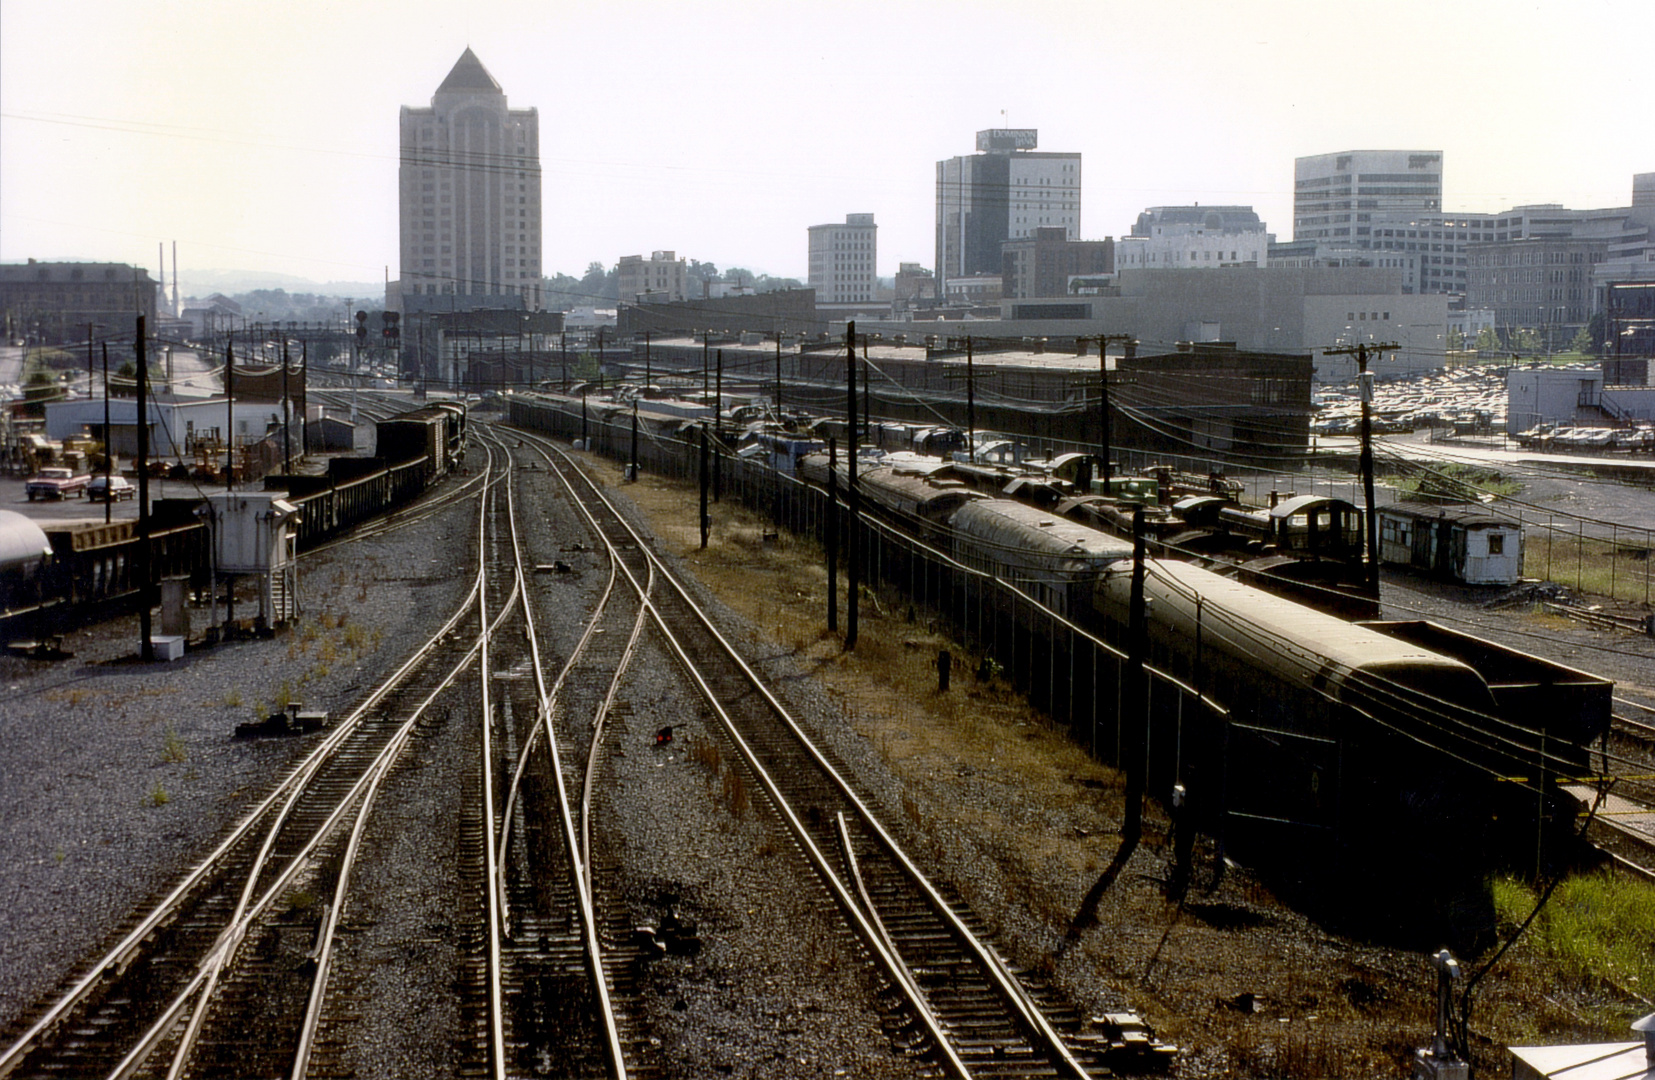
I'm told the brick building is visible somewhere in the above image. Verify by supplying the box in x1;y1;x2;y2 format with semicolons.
1001;228;1113;299
0;260;157;344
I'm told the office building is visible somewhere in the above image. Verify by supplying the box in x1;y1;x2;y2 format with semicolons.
1293;150;1443;245
398;48;541;309
936;130;1081;289
808;214;878;304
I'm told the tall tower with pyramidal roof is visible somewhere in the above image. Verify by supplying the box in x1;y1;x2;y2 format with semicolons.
399;48;541;308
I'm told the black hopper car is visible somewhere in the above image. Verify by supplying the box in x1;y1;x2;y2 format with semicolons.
374;401;468;479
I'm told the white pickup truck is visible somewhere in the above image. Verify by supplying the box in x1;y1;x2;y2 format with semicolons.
26;466;90;500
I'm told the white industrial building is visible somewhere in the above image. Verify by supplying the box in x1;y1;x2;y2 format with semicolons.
44;397;293;460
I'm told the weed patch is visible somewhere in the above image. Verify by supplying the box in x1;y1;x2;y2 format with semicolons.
160;724;187;764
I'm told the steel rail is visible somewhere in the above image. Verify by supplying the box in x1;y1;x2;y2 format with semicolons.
526;432;974;1079
535;430;1093;1076
118;440;507;1080
498;428;630;1078
476;437;508;1080
291;438;512;1080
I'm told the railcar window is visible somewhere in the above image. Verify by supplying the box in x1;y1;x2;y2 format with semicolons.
1488;534;1504;555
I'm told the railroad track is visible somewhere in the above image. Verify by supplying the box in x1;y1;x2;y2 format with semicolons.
515;424;1170;1078
0;441;504;1079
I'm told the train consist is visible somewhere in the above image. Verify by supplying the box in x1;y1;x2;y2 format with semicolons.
0;402;467;637
508;389;1611;939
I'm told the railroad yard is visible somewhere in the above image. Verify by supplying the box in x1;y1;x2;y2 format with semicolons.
2;399;1654;1078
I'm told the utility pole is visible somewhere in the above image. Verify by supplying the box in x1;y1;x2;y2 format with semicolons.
774;332;782;417
630;399;639;481
1322;341;1399;599
699;423;710;549
702;330;710;409
225;341;235;491
301;338;309;456
645;330;652;388
135;315;153;663
941;337;978;460
281;338;292;473
826;437;839;632
712;348;725;503
101;342;111;525
845;321;859;650
1096;334;1135;487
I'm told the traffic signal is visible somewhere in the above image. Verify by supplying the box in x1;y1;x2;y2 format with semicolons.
355;309;368;347
381;311;401;344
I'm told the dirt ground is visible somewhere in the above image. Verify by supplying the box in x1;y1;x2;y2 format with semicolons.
568;450;1655;1078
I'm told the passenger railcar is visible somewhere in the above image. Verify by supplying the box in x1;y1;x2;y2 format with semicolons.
1089;557;1541;930
949;498;1133;617
797;453;982;536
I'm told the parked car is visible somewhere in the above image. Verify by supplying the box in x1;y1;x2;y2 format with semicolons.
86;475;136;502
25;467;90;500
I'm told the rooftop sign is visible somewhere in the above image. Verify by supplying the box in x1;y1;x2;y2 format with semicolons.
977;129;1038;152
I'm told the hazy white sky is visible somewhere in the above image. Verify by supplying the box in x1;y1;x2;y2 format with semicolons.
2;0;1651;290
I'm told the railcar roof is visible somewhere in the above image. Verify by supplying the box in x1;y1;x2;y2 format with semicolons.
1270;494;1359;518
952;499;1133;559
1377;501;1519;528
1140;559;1471;674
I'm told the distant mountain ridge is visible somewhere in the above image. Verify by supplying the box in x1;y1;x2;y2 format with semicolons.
176;269;381;300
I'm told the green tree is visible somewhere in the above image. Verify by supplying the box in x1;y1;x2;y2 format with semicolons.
1568;327;1592;354
21;370;57;417
1447;327;1465;351
1474;327;1500;353
1586;313;1607;354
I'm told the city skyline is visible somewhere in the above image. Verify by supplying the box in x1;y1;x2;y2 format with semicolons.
2;0;1651;291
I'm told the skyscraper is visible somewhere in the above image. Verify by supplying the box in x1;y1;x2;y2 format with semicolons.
399;48;541;308
1292;150;1442;245
935;129;1081;290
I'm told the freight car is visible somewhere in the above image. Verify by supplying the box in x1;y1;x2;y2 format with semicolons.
373;401;467;479
1377;501;1524;585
